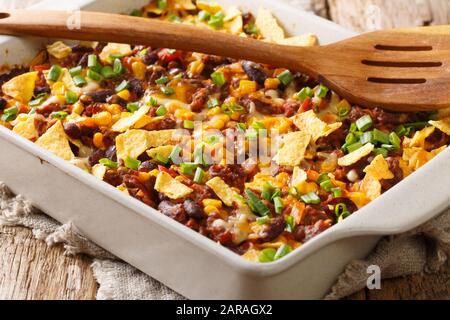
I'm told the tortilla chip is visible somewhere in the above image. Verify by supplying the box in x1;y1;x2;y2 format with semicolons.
46;41;72;59
224;6;241;21
402;146;446;171
292;110;342;142
291;167;308;187
273;131;311;166
175;0;196;10
225;16;243;35
147;145;176;159
12;115;38;140
60;68;81;94
1;71;38;103
360;174;381;201
277;34;318;47
429;118;450;136
155;171;193;200
363;155;394;180
206;177;239;207
35;121;74;161
92;164;107;180
117;184;130;195
116;129;176;160
255;7;285;42
403;126;435;148
111;105;150;132
196;1;222;13
338;143;374;167
99;43;132;64
245;172;290;192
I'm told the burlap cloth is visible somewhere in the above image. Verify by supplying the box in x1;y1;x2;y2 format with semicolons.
2;0;450;300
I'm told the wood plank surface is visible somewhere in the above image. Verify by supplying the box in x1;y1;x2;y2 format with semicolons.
1;0;450;300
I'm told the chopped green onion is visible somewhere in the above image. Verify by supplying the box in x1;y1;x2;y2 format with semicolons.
273;197;284;214
335;203;348;216
244;23;259;35
130;9;141;17
101;66;116;79
87;69;103;81
48;65;62;82
169;145;182;163
194;143;206;165
205;135;220;144
72;76;87;87
245;190;270;216
317;173;330;184
183;120;195;129
331;187;342;198
115;80;129;92
180;163;198;176
349;122;358;133
381;144;397;151
124;157;141;170
237;122;247;131
297;87;313;102
221;103;243;116
147;96;158;106
65;91;78;104
50;111;68;120
316;84;329;98
259;248;277;263
113;58;125;75
394;125;408;137
252;122;266;130
193;167;205;184
374;148;388;158
99;158;118;169
261;182;274;201
373;128;390;144
347;141;363;153
257;216;270;225
274;244;292;260
155;153;169;165
338;104;351;118
207;98;220;109
320;179;334;193
211;71;226;86
355;115;373;132
29;94;48;107
168;14;182;23
389;132;401;149
208;12;225;29
156;76;170;85
69;66;82;77
285;216;295;233
345;133;358;145
156;105;167;116
289;186;299;198
277;70;294;86
300;192;321;204
158;0;168;10
161;86;175;96
88;54;102;72
1;106;19;122
126;102;139;113
138;49;148;57
198;10;211;22
360;131;374;145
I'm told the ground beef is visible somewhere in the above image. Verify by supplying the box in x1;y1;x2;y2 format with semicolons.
316;127;347;151
372;107;408;127
158;201;188;224
282;101;301;117
258;216;286;243
347;106;369;123
208;165;247;191
300;205;330;226
294;220;332;243
190;87;209;112
189;184;215;204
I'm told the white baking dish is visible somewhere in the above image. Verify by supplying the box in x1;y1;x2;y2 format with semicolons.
1;0;449;300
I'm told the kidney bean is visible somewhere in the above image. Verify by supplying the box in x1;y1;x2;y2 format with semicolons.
128;79;145;98
380;157;404;191
0;97;7;110
183;198;204;220
0;67;27;85
63;122;82;140
209;165;247;191
142;49;160;65
104;145;117;162
158;200;188;223
138;160;158;172
294;220;332;243
242;61;267;85
85;89;114;103
88;149;106;166
258;216;286;243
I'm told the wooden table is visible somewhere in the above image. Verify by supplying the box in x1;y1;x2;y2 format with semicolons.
1;0;450;300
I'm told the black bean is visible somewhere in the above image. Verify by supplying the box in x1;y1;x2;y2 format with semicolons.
105;145;117;162
242;61;267;85
0;67;28;85
258;216;286;243
88;149;106;166
0;97;7;110
34;85;51;96
138;160;158;172
71;44;94;53
85;89;114;103
183;199;204;220
63;122;82;140
141;49;160;65
128;79;145;98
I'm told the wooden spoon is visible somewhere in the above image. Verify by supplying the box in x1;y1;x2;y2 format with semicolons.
0;10;448;112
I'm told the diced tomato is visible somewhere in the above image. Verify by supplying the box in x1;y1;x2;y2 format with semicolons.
122;57;134;72
32;64;50;72
157;49;182;63
18;105;29;113
298;97;312;113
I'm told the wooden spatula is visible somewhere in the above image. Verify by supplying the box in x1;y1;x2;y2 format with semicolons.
0;10;448;112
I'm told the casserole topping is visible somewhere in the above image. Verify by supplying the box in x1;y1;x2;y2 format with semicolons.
1;0;449;263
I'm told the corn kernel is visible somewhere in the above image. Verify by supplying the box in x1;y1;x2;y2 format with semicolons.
230;111;243;121
264;78;280;89
112;114;121;123
17;114;29;122
138;172;151;183
149;169;159;177
117;89;131;101
206;119;225;130
72;102;84;115
203;199;223;208
93;132;104;149
52;82;66;95
106;104;122;115
297;181;318;194
238;80;257;95
174;108;194;120
187;60;205;76
204;205;219;215
212;114;230;123
92;111;112;126
132;61;147;80
207;107;222;117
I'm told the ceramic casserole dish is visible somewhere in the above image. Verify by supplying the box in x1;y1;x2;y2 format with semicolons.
1;0;450;299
